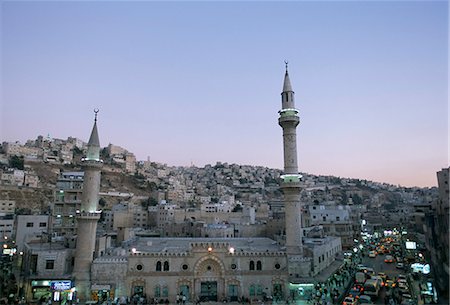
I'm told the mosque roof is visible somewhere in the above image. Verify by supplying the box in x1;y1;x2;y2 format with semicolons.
124;237;284;255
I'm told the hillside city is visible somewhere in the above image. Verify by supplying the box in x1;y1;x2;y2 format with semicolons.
0;134;448;305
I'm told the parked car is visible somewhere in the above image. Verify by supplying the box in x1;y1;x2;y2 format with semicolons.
343;296;358;305
359;295;373;304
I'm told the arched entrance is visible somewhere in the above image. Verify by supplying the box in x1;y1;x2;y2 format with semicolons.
193;256;225;302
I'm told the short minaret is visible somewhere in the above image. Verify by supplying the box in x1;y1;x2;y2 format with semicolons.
278;62;303;257
73;110;103;302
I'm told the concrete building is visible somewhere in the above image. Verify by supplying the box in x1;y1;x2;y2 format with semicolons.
303;203;354;249
21;242;75;303
14;215;50;252
52;171;84;237
1;169;25;186
0;199;16;214
0;214;14;239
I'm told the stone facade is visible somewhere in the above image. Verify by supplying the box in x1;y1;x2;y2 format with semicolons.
92;238;288;302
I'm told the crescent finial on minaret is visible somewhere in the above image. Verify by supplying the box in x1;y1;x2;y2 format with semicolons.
284;60;289;72
94;108;99;122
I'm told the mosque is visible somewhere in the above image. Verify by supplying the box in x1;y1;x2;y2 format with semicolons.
22;66;342;304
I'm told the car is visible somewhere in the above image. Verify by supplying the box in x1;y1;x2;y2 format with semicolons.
385;279;397;288
397;274;408;281
369;250;377;258
348;287;362;299
357;264;367;271
358;295;373;304
384;255;394;263
370;275;384;287
377;272;387;281
343;296;358;305
396;262;405;269
365;267;375;276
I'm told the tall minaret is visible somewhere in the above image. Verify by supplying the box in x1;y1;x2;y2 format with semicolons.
278;62;303;257
73;110;103;302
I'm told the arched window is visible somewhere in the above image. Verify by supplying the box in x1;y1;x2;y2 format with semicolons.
154;286;161;297
249;285;255;296
162;286;168;297
249;261;255;270
163;261;169;271
256;260;262;270
256;285;263;296
156;261;161;271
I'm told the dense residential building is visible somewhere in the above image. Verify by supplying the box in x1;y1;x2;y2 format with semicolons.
51;171;84;237
303;203;353;249
0;214;14;239
1;169;25;186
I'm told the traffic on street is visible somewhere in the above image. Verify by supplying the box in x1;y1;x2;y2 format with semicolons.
340;229;439;305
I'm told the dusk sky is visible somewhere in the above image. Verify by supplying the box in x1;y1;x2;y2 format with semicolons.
1;1;448;188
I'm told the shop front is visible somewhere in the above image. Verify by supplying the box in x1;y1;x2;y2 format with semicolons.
30;280;74;305
91;284;114;304
288;283;314;302
51;281;75;305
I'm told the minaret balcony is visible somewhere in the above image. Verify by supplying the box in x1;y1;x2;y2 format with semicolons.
278;109;299;126
76;211;101;220
81;158;104;168
280;174;302;188
278;108;299;118
280;174;302;183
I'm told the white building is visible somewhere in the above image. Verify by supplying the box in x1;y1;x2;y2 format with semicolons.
15;215;50;252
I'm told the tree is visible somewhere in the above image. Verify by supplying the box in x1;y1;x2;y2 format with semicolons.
146;197;158;207
9;155;24;170
99;198;107;208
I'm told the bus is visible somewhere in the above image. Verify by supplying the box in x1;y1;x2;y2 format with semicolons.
363;279;381;297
